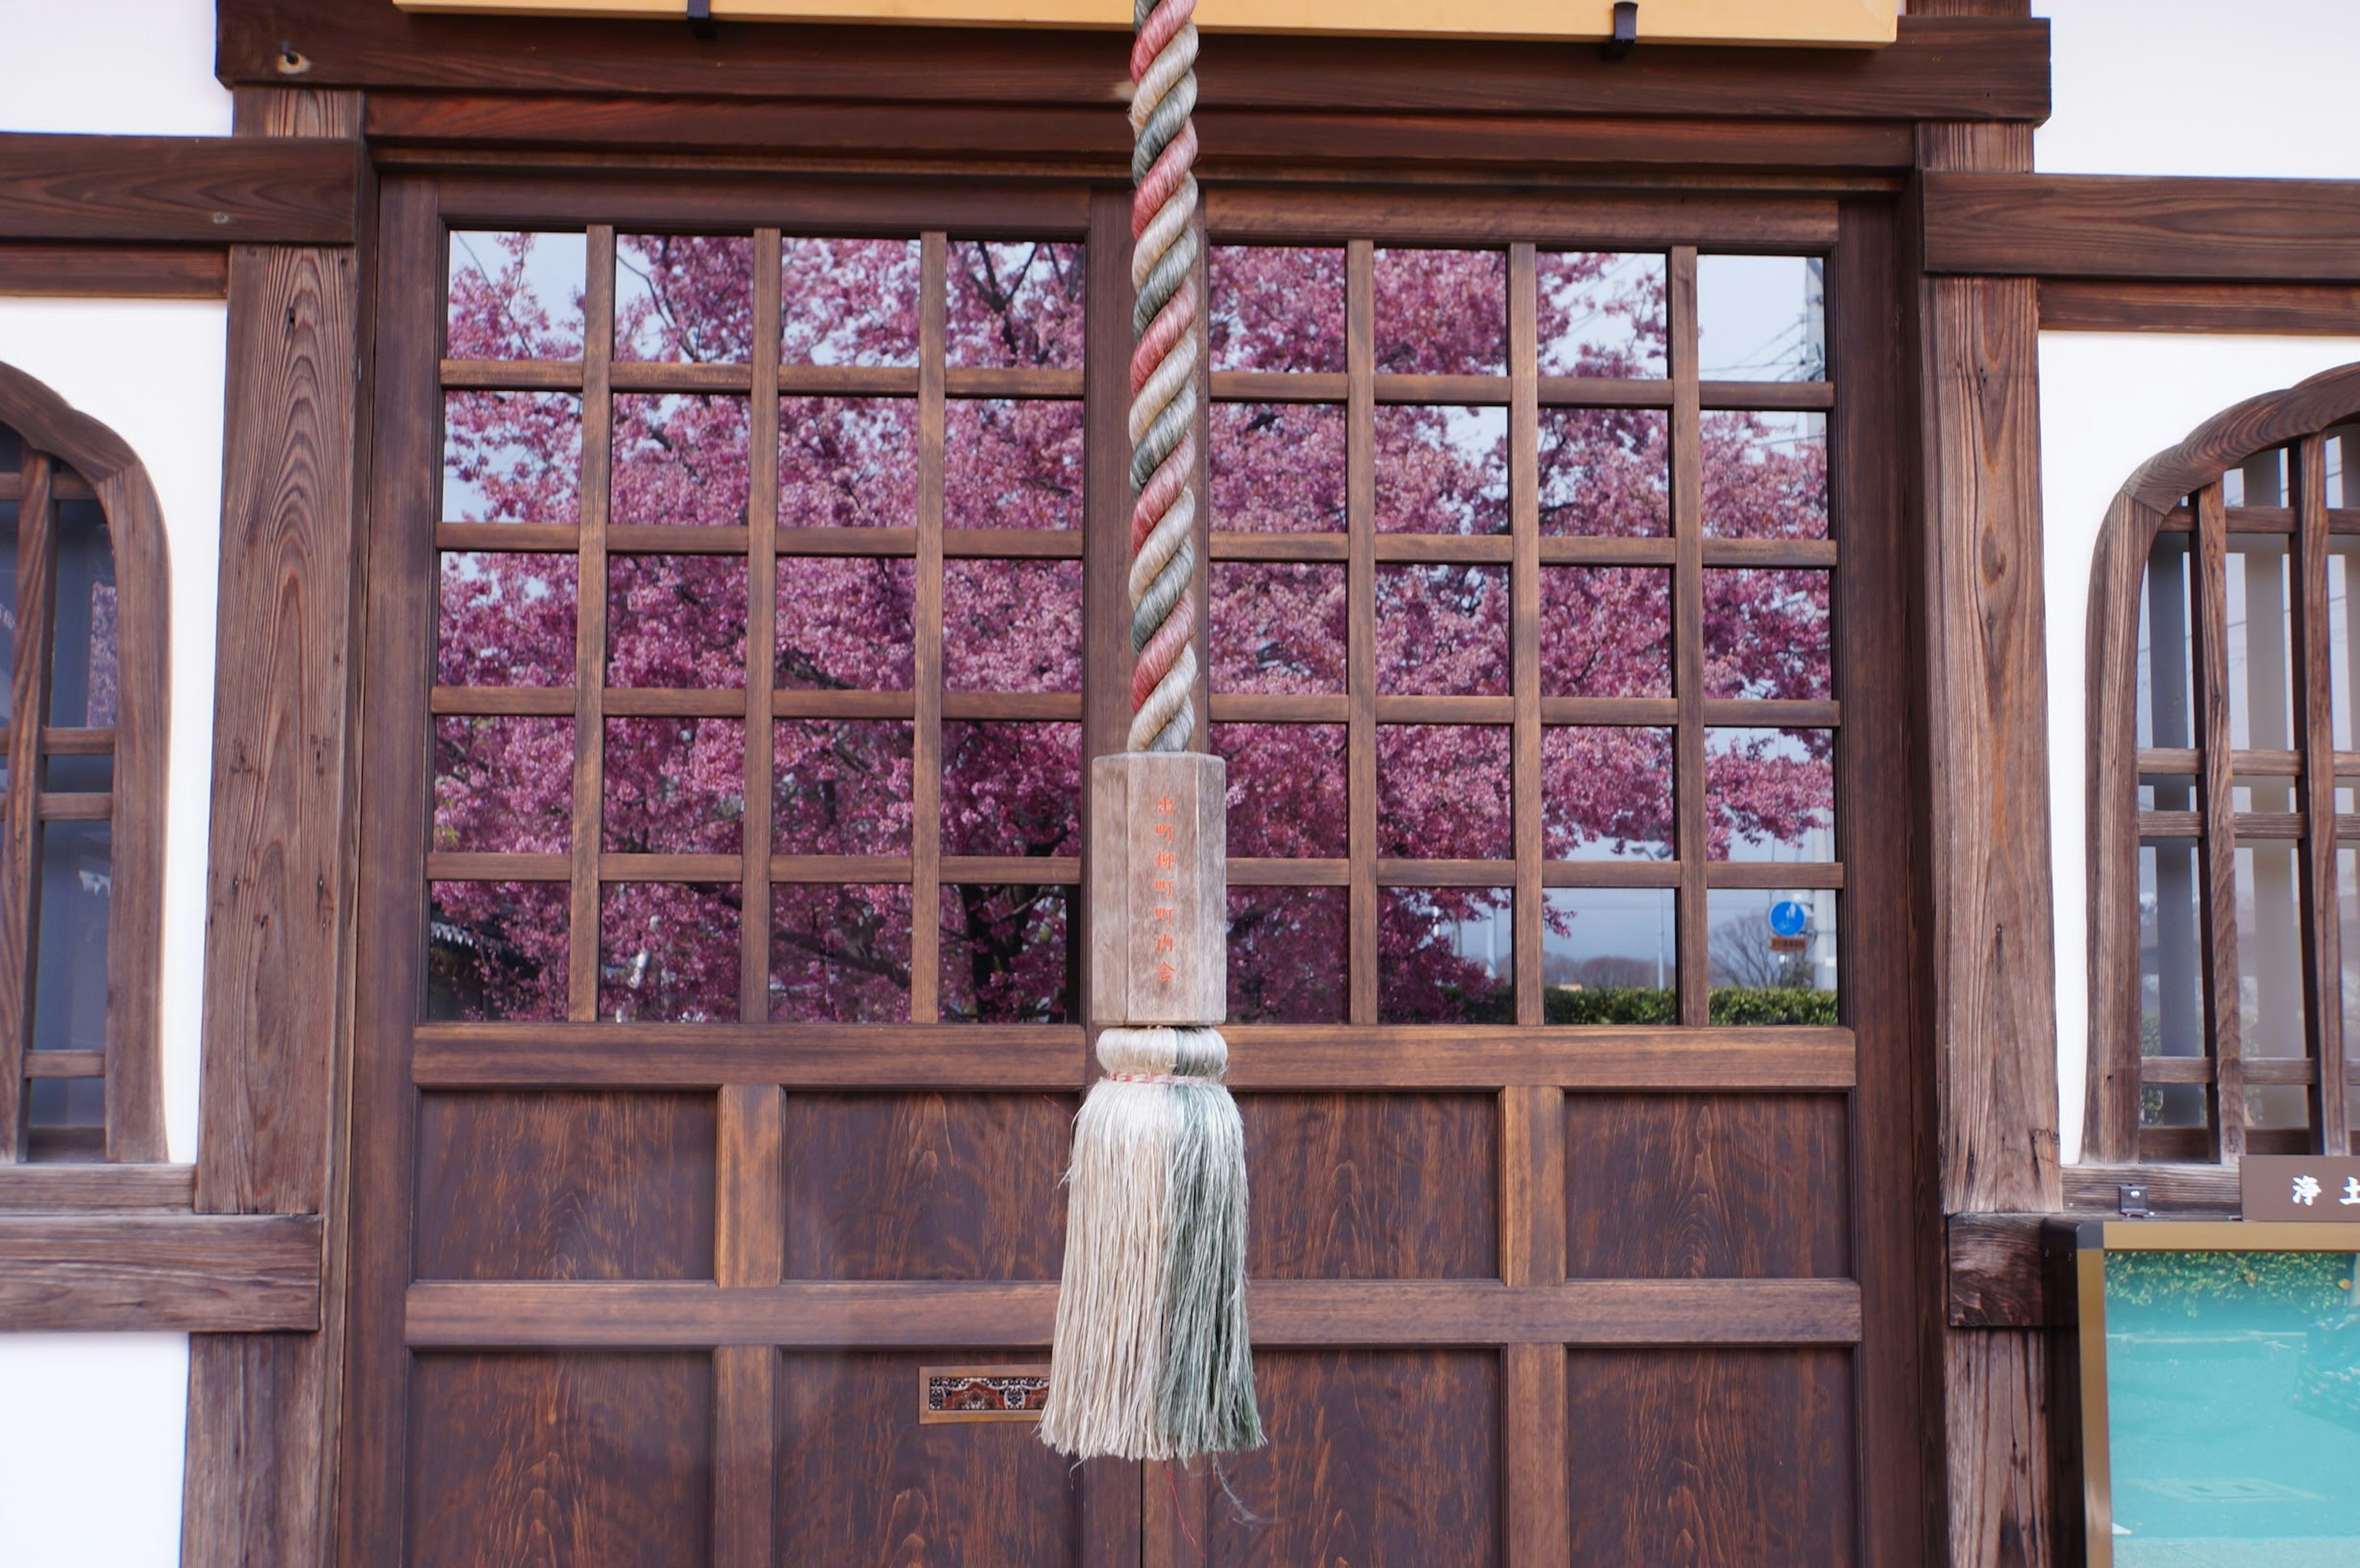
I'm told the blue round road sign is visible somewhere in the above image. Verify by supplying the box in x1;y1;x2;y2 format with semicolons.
1768;900;1808;939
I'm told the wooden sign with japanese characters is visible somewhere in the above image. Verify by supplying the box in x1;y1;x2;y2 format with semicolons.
1087;751;1226;1026
2241;1155;2360;1223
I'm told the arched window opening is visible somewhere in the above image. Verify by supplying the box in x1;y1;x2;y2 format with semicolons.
2086;363;2360;1165
0;365;168;1164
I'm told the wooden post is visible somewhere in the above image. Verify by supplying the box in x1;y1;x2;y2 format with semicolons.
1916;112;2067;1568
181;85;369;1568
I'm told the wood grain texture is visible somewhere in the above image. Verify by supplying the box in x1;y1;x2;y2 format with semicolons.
1566;1095;1849;1279
1926;171;2360;283
0;133;353;245
1240;1092;1497;1279
0;1161;194;1211
2042;279;2360;336
1567;1350;1854;1567
782;1093;1072;1280
0;1213;320;1331
407;1352;713;1568
413;1092;718;1281
0;243;227;298
1945;1213;2050;1328
2292;437;2348;1153
0;453;55;1160
2059;1161;2238;1215
712;1345;774;1568
223;4;2048;119
778;1350;1081;1566
1941;1333;2054;1568
2193;483;2245;1159
1211;1351;1500;1568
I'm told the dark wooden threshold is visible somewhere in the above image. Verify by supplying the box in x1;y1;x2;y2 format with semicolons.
0;133;355;246
1948;1163;2245;1329
0;1212;321;1332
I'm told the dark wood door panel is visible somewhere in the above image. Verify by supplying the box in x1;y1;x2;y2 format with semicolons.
414;1090;718;1281
782;1091;1076;1280
1240;1092;1498;1279
779;1350;1082;1565
1565;1092;1850;1279
407;1352;714;1568
1567;1348;1855;1567
1210;1350;1502;1568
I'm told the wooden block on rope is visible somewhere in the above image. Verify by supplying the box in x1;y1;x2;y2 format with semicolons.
1088;751;1226;1027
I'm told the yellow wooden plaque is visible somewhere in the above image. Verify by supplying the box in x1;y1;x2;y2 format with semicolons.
391;0;1897;47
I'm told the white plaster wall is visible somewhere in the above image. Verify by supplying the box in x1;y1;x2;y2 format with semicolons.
2032;0;2360;1158
0;6;229;1566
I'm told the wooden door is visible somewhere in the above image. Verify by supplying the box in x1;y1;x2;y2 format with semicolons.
340;170;1930;1566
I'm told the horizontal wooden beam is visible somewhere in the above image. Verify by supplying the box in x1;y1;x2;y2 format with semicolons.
224;3;2048;120
2058;1161;2238;1215
0;1213;321;1331
0;243;229;300
404;1277;1862;1349
2041;279;2360;336
0;1162;197;1212
1926;171;2360;284
0;135;355;246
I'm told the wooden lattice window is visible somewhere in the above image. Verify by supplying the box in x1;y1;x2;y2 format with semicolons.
0;365;168;1164
2086;363;2360;1162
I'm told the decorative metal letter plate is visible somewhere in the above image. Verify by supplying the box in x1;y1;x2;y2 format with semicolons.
919;1365;1053;1424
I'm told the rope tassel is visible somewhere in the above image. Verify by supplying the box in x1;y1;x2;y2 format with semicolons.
1040;0;1262;1463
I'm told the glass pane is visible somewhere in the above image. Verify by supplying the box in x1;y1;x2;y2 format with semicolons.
438;552;577;688
616;234;753;363
1707;729;1835;862
2139;772;2197;812
940;884;1074;1022
1543;888;1675;1022
1704;568;1831;702
1537;252;1667;379
945;401;1084;530
779;398;914;530
773;720;913;855
603;718;744;854
435;717;572;853
42;750;108;795
600;882;740;1021
1543;728;1673;860
427;880;568;1021
2227;542;2297;751
1707;887;1837;1024
1378;888;1512;1024
1696;255;1824;382
1211;563;1345;694
607;554;747;689
2142;841;2208;1129
25;1078;101;1145
1377;564;1508;696
2233;775;2296;813
942;721;1080;857
2140;534;2197;751
1211;404;1346;533
943;560;1080;692
30;820;109;1053
776;556;913;692
1215;724;1346;858
610;394;750;529
1379;726;1511;859
1373;249;1506;376
0;490;16;724
446;230;586;361
2222;447;2288;509
2102;1250;2360;1552
781;237;919;367
1701;411;1827;539
1540;567;1670;698
46;496;117;728
1227;887;1347;1023
771;884;911;1021
2336;543;2359;751
1211;246;1346;374
1539;408;1669;536
2235;843;2307;1059
946;241;1085;370
442;392;581;526
1375;406;1508;535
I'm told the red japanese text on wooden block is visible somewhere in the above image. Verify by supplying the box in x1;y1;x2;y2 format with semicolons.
1088;751;1225;1027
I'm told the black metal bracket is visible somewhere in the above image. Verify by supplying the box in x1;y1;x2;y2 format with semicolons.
1602;1;1638;61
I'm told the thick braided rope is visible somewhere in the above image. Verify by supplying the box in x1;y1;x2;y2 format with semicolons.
1127;0;1200;753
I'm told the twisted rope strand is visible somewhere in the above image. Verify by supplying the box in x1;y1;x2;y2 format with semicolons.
1126;0;1200;753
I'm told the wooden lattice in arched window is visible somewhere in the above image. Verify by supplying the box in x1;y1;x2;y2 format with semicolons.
0;364;168;1163
2087;363;2360;1165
